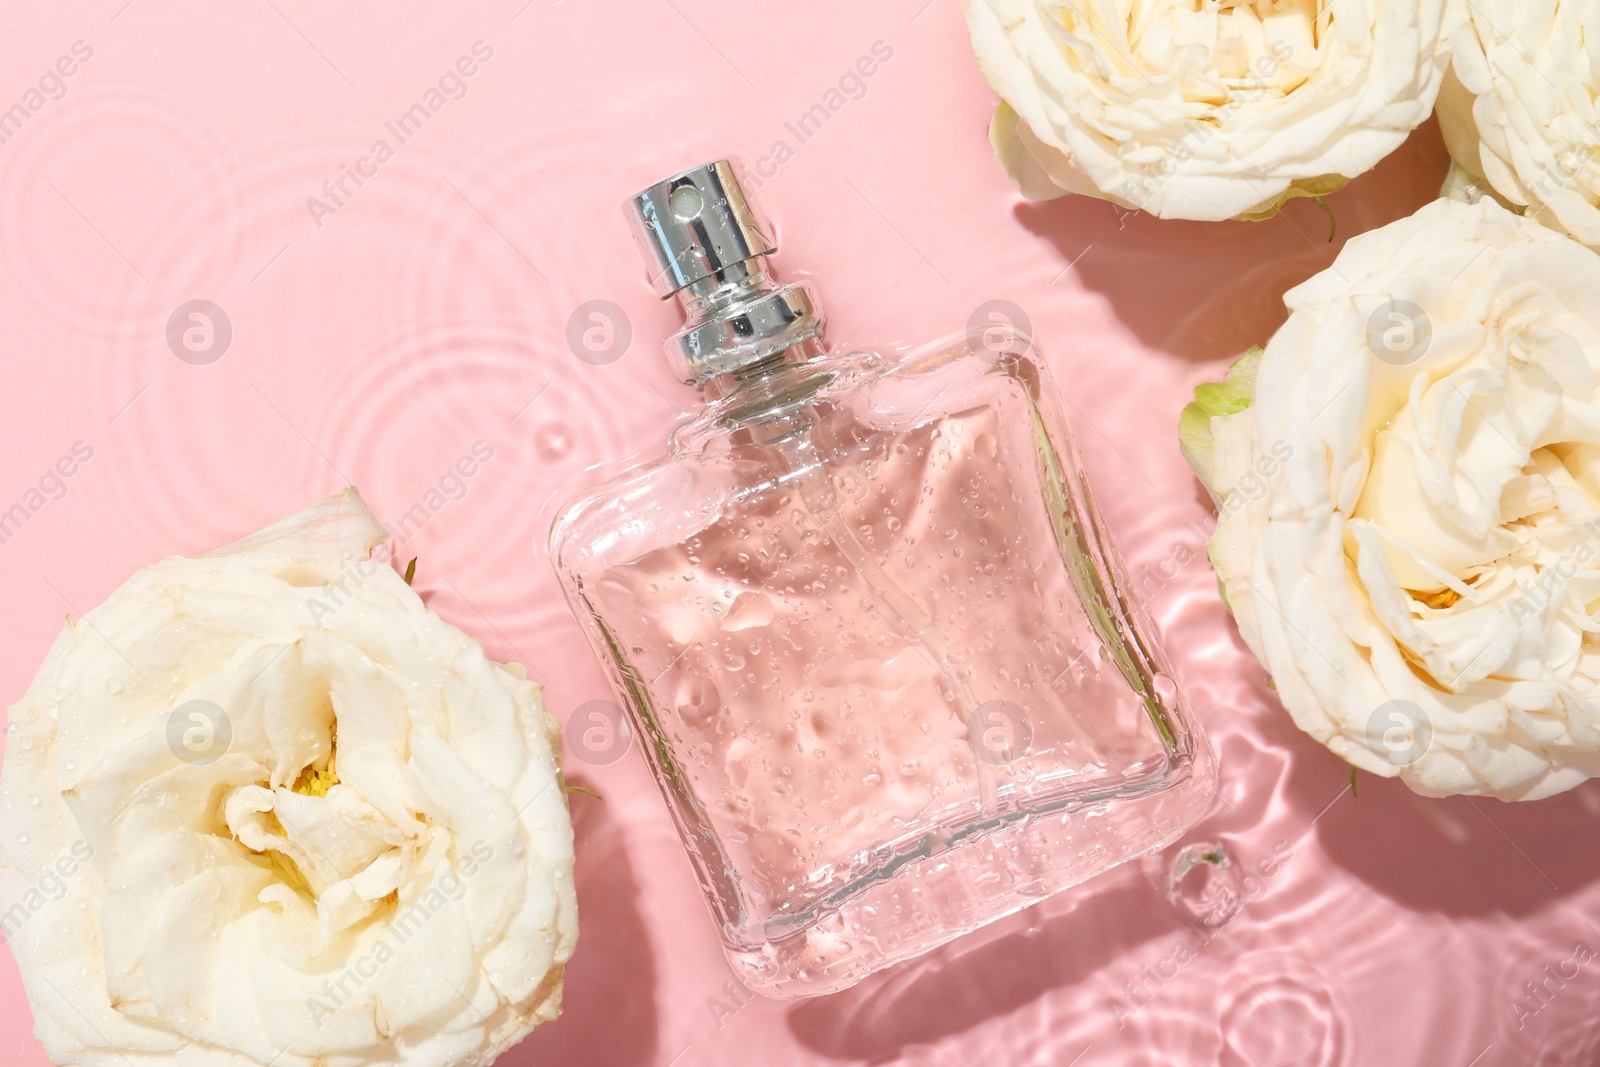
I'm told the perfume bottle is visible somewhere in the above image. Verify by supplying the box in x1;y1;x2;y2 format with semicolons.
551;160;1215;998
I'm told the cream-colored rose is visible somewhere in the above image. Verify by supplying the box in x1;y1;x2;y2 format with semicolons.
0;490;577;1066
966;0;1462;221
1437;0;1600;249
1182;197;1600;800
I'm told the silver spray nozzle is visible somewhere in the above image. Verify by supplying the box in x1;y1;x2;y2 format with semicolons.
628;159;823;384
630;159;775;298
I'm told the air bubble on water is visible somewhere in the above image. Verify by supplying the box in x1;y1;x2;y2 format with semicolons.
20;738;33;751
1166;840;1244;928
29;795;40;807
18;834;28;844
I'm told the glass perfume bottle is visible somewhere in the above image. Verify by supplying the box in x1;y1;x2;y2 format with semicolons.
551;160;1215;998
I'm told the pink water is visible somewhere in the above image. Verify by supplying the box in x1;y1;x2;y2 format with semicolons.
2;0;1598;1063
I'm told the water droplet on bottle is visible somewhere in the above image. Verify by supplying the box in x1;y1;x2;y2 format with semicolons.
1166;840;1243;928
1153;672;1179;708
723;591;774;632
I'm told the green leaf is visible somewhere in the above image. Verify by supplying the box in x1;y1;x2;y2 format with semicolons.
1178;345;1265;496
1313;196;1336;242
1349;764;1359;797
403;558;417;586
1233;173;1349;222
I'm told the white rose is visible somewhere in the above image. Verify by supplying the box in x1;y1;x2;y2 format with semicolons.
1181;197;1600;800
966;0;1463;221
0;489;577;1066
1436;0;1600;249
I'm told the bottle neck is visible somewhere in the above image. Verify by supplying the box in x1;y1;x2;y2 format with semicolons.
702;337;830;404
663;338;839;452
663;254;824;386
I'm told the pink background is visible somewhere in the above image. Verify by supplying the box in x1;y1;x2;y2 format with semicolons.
2;2;1599;1064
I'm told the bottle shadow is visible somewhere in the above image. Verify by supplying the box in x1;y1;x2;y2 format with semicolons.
1014;118;1453;366
510;785;660;1067
785;865;1187;1060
